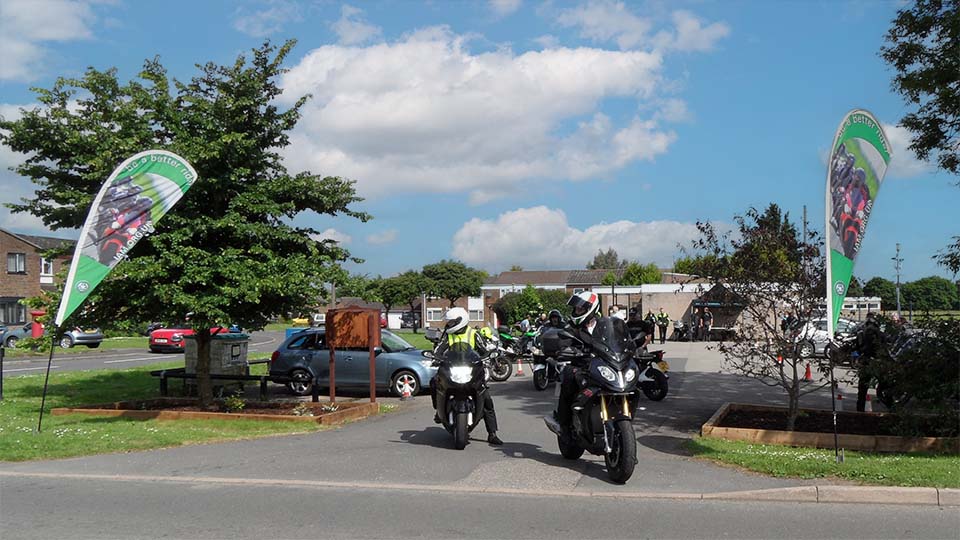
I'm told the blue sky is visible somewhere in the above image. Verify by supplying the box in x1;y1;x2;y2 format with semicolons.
0;0;956;284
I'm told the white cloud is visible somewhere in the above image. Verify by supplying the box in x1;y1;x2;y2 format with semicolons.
660;10;730;52
489;0;522;17
279;28;678;200
883;123;934;178
232;0;302;38
555;1;729;53
0;0;101;81
366;229;398;245
331;4;382;45
533;34;560;49
310;228;352;244
452;206;702;271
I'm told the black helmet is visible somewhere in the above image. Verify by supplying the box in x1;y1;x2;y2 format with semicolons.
548;309;563;325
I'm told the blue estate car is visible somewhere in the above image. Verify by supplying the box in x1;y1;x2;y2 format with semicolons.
269;328;436;397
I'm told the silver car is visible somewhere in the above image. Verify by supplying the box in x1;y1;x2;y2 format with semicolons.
793;318;858;358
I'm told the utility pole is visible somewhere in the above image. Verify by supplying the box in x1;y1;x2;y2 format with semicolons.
893;243;903;316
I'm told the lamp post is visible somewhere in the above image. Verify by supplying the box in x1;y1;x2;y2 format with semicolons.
893;243;903;317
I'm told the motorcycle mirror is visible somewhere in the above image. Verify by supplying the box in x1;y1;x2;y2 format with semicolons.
421;350;435;359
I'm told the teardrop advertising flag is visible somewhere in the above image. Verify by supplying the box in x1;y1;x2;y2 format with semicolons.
824;110;891;335
54;150;198;326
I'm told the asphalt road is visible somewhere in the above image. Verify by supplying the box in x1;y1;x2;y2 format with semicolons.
2;342;950;539
0;330;284;376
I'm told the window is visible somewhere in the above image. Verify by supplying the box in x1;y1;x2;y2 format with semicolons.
427;309;443;322
0;299;26;325
40;257;53;276
469;309;483;321
7;253;26;274
288;332;325;350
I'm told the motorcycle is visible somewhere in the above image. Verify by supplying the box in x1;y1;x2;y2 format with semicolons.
532;326;565;391
671;320;690;342
636;349;669;401
543;317;642;484
485;326;514;382
423;343;497;450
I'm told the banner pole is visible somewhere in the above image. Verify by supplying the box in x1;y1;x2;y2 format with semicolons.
36;331;57;433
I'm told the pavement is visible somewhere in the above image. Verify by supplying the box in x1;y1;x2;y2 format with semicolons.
0;341;955;508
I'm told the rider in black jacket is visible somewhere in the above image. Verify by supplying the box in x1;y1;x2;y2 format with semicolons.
553;291;602;438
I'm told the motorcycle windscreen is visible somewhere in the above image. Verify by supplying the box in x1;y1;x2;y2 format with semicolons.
442;342;482;364
592;317;636;365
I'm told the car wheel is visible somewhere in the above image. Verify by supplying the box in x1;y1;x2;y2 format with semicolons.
5;336;18;348
60;336;74;349
287;369;314;396
391;370;419;397
797;341;815;358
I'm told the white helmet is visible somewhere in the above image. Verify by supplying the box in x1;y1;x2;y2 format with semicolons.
444;307;469;334
567;291;600;327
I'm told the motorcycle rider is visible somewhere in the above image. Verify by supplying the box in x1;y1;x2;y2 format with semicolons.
546;309;565;329
431;307;503;445
553;291;602;439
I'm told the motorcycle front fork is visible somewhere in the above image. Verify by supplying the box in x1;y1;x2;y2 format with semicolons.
598;395;632;453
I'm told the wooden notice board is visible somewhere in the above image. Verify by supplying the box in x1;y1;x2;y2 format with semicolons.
326;307;381;403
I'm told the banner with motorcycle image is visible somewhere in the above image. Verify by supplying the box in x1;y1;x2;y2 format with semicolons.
824;110;891;335
54;150;198;326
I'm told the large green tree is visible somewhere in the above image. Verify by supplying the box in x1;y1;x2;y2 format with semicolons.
620;262;662;285
587;248;626;270
902;275;960;311
422;260;484;307
0;41;368;405
863;277;897;310
881;0;959;175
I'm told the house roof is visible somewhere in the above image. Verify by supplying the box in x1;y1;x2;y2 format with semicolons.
483;270;570;286
566;268;626;285
0;228;75;251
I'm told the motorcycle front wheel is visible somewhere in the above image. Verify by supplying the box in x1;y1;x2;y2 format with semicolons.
605;419;637;484
489;357;513;382
454;412;469;450
641;370;668;401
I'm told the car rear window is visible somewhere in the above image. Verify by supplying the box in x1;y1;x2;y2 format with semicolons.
288;333;325;350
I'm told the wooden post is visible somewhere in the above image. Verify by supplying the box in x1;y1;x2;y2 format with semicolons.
369;312;377;403
329;345;336;404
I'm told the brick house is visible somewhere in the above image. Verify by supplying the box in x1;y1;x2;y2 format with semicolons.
0;228;74;326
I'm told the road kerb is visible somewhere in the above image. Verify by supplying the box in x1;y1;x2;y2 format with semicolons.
0;471;951;506
817;486;939;506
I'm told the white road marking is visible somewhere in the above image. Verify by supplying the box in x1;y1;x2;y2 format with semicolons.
103;357;157;364
4;365;59;372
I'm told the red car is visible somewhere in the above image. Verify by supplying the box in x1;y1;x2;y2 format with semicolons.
148;326;236;353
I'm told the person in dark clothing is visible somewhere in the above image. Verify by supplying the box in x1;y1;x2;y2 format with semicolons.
430;307;502;445
701;307;714;342
855;313;884;412
691;308;702;341
554;291;601;437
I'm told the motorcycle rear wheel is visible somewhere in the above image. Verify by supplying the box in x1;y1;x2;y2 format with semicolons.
454;412;469;450
532;368;549;391
557;432;584;460
605;420;637;484
489;357;513;382
641;370;668;401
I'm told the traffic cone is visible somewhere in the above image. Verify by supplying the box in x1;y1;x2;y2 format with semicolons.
803;363;813;381
864;391;873;413
776;354;783;364
400;382;413;401
516;358;525;377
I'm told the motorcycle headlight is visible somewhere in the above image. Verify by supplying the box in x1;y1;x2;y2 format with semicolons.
419;360;435;368
624;368;636;382
450;366;473;384
597;365;617;383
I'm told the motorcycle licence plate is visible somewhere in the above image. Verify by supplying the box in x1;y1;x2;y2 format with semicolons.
657;361;669;372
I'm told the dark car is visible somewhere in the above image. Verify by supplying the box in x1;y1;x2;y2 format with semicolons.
269;328;436;397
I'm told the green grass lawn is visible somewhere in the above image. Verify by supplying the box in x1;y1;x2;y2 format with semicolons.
392;329;433;350
0;362;323;461
2;336;150;358
687;437;960;488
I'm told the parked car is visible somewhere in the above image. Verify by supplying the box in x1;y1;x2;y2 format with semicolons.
1;322;103;349
792;317;858;358
148;325;238;353
269;328;435;397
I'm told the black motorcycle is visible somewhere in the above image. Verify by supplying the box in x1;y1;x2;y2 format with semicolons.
532;326;566;391
636;349;669;401
424;343;495;450
543;317;642;484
